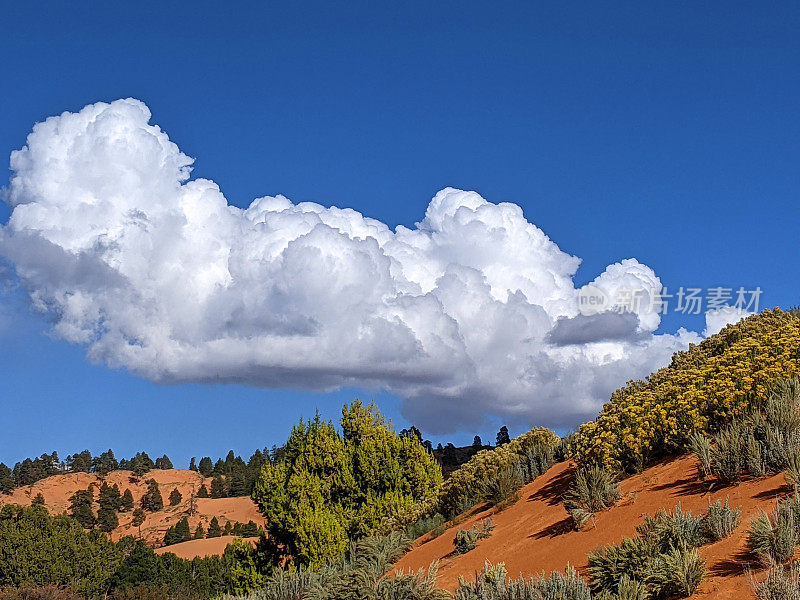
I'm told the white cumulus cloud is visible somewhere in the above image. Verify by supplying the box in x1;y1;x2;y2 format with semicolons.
0;99;704;432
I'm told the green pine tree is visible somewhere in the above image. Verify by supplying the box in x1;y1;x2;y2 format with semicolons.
121;488;135;512
69;487;96;529
132;508;146;537
207;516;222;538
97;506;118;532
169;488;182;506
197;484;209;498
140;479;163;512
32;492;46;506
210;476;226;498
198;457;213;477
175;516;191;542
0;463;13;494
194;523;205;539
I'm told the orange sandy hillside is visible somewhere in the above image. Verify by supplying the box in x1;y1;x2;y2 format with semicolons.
395;455;788;599
0;469;267;548
155;535;259;560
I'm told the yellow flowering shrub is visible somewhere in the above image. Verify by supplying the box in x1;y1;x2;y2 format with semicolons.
574;309;800;472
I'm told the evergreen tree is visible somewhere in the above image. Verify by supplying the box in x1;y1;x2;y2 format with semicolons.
0;463;14;494
69;487;96;529
213;459;225;474
197;484;209;498
473;435;483;448
97;506;118;532
140;479;163;512
130;452;154;477
253;400;443;567
198;457;213;476
169;488;183;506
99;482;122;511
175;516;191;542
194;523;205;539
32;492;46;506
132;508;146;537
66;450;93;473
228;471;249;497
93;449;118;475
496;425;510;446
210;476;226;498
423;440;433;452
154;455;173;470
240;520;259;537
0;504;121;598
223;520;233;536
189;457;198;471
207;516;222;538
163;525;178;546
121;488;135;512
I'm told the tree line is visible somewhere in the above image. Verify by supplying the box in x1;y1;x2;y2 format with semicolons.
0;447;274;497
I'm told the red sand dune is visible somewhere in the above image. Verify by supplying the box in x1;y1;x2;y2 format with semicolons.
0;469;266;548
395;455;787;598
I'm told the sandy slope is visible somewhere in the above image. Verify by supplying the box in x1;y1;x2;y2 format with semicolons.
0;469;266;548
155;535;259;559
395;455;787;598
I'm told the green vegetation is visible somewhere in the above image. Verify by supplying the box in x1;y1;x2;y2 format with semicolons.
382;427;560;534
453;517;494;555
140;480;163;512
575;309;800;472
225;531;449;600
750;564;800;600
167;489;181;506
586;501;734;598
564;464;620;529
689;378;800;484
748;495;800;565
0;447;270;500
252;401;442;567
455;562;592;600
0;504;270;599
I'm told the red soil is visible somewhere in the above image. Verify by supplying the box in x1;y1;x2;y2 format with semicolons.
395;455;787;598
0;469;266;549
155;535;259;560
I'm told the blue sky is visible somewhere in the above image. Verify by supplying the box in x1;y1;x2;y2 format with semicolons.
1;1;798;467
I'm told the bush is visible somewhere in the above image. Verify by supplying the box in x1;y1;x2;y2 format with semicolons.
481;467;524;507
454;562;592;600
749;500;800;565
703;496;741;541
650;547;706;598
689;432;713;478
518;443;556;483
636;504;706;550
240;531;449;600
0;585;82;600
588;502;718;598
404;514;446;541
453;518;494;555
575;310;800;472
380;427;560;533
564;465;620;527
749;563;800;600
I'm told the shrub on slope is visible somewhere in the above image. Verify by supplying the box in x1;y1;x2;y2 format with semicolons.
378;427;560;534
575;309;800;472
